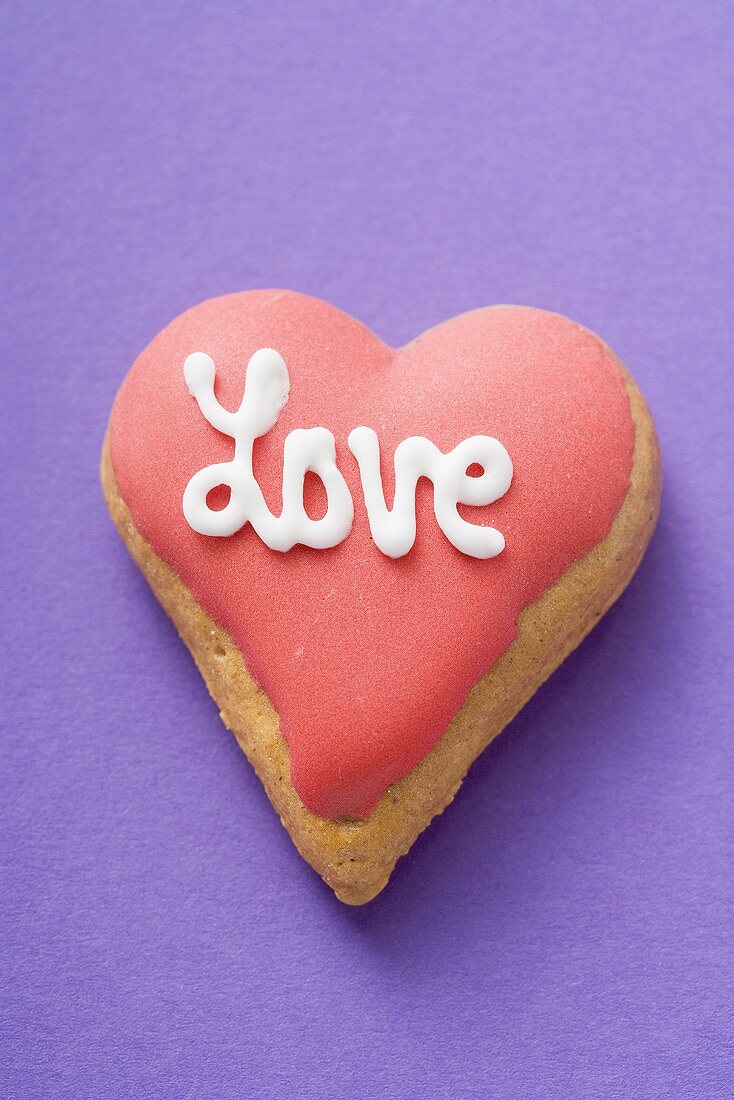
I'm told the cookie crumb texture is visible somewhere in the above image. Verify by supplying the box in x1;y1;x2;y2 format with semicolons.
101;361;659;904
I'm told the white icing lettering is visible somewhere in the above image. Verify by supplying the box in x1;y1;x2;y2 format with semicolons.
182;349;512;558
182;350;353;549
347;428;511;559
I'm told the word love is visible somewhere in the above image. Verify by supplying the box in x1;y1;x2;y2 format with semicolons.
182;348;513;559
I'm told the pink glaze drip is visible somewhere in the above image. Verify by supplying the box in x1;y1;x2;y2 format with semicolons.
109;292;635;818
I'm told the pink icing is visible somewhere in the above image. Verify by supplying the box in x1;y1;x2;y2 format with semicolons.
109;292;635;818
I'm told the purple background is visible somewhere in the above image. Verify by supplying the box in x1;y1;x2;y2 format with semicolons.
3;2;732;1096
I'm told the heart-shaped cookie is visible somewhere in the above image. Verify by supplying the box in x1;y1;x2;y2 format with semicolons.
102;291;660;903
